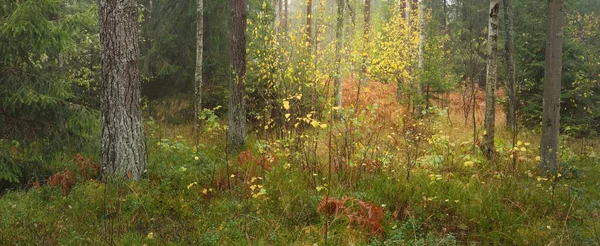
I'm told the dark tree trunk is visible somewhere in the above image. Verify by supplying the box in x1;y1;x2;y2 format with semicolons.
306;0;312;49
227;0;247;153
99;0;147;180
540;0;564;174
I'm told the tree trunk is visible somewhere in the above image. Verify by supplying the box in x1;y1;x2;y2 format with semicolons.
481;0;499;159
306;0;312;48
194;0;204;145
540;0;564;174
334;0;344;111
228;0;247;153
99;0;147;180
502;0;516;132
284;0;288;34
417;0;425;113
360;0;371;85
405;0;411;26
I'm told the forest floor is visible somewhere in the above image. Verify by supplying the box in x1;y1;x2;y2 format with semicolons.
1;80;600;245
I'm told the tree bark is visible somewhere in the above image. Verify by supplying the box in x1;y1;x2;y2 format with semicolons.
502;0;516;132
360;0;371;85
334;0;344;111
228;0;247;153
99;0;147;180
194;0;204;145
539;0;564;174
417;0;425;113
284;0;288;34
306;0;312;49
481;0;499;159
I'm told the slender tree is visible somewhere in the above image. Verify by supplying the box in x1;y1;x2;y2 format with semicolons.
99;0;147;180
227;0;247;153
360;0;371;85
502;0;516;132
193;0;204;144
417;0;425;112
284;0;288;34
306;0;312;48
539;0;565;174
334;0;344;111
481;0;499;159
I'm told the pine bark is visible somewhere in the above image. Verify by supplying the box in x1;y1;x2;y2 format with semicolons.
194;0;204;144
502;0;516;131
481;0;499;159
227;0;247;153
99;0;147;180
540;0;564;174
334;0;344;110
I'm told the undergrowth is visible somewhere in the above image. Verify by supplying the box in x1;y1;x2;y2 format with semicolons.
1;102;600;245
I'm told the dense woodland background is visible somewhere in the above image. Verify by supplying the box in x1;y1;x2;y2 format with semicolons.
1;0;600;244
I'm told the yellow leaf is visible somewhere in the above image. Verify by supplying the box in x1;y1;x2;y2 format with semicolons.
283;100;290;110
320;123;327;129
202;188;208;195
311;120;320;128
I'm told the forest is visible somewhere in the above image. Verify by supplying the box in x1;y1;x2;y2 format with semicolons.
1;0;600;244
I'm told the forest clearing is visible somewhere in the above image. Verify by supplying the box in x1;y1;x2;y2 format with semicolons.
1;0;600;245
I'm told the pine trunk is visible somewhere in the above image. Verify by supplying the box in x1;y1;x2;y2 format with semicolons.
502;0;516;132
334;0;344;111
227;0;247;153
99;0;147;180
482;0;499;159
540;0;564;174
194;0;204;144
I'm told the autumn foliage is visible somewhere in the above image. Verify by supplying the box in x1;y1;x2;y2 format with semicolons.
317;196;384;237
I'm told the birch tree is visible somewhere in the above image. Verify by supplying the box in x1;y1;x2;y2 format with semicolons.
193;0;204;144
481;0;499;159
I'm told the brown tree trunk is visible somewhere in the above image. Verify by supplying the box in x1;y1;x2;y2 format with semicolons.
540;0;564;174
99;0;147;180
503;0;516;132
334;0;344;111
228;0;247;153
481;0;499;159
194;0;204;145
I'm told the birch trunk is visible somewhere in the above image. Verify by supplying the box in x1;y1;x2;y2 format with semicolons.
481;0;499;159
99;0;147;180
540;0;564;174
227;0;247;153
